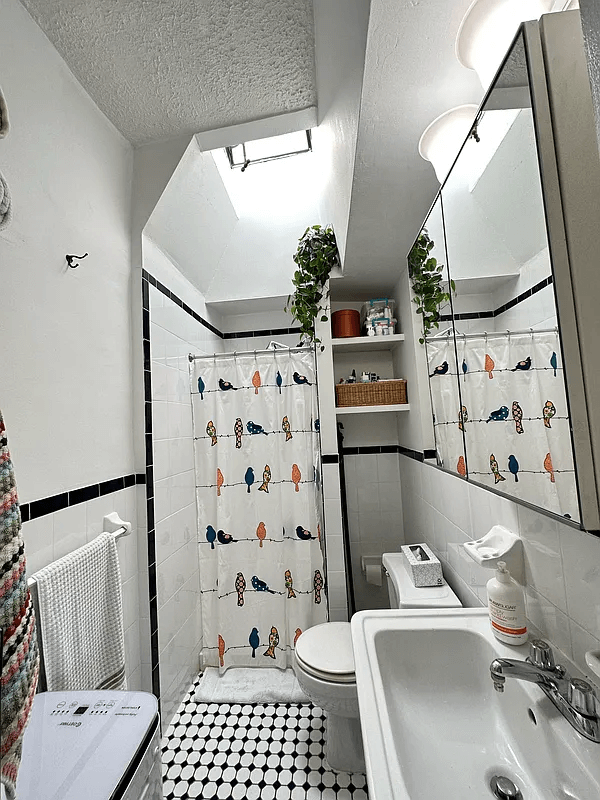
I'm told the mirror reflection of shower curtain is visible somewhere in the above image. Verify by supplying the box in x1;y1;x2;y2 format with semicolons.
427;330;578;522
191;350;327;672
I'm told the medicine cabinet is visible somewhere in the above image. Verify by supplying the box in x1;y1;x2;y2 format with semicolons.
413;11;600;534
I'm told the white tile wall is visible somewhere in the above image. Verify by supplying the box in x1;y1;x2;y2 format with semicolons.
399;455;600;680
322;463;348;622
149;283;222;726
21;485;142;688
344;452;404;611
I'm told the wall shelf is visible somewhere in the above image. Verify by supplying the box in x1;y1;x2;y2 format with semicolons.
331;333;405;353
335;403;411;415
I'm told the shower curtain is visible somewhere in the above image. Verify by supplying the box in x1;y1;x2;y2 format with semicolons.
191;349;327;672
427;330;578;520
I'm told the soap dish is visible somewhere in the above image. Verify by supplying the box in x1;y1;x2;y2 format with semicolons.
463;525;522;568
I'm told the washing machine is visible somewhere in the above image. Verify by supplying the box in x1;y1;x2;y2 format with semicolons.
16;691;163;800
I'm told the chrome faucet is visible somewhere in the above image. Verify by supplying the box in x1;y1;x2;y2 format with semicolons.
490;639;600;743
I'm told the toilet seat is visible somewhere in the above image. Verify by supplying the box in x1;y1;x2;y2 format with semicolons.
295;622;356;684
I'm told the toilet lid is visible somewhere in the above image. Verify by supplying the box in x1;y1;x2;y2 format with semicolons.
295;622;355;681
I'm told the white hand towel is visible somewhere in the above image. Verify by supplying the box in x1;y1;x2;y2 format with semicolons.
32;532;127;691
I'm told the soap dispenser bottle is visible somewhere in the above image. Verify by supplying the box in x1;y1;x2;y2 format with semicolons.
486;561;528;646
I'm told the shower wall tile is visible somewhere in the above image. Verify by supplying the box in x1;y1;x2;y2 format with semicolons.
149;281;221;726
399;455;600;681
21;484;142;685
322;462;348;619
343;452;404;612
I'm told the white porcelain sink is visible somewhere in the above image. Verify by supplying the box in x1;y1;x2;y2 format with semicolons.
351;609;600;800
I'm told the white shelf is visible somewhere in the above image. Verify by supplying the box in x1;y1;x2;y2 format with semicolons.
335;404;411;415
331;333;405;353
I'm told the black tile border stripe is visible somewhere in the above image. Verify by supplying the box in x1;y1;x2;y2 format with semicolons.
439;275;554;323
223;327;302;340
340;444;430;461
142;268;223;339
20;474;145;523
141;271;161;704
321;454;340;464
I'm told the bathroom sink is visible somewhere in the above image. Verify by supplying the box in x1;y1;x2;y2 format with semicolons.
351;609;600;800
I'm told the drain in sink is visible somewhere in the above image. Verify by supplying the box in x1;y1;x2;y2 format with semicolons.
490;775;523;799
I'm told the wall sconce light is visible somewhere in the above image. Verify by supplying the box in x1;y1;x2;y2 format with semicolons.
418;105;479;183
455;0;575;89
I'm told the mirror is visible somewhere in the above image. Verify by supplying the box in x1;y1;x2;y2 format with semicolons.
418;197;467;480
423;31;580;524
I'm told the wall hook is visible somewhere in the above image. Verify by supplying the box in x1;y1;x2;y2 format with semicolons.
66;252;88;269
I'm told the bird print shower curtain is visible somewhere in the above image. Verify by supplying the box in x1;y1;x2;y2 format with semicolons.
427;330;578;520
191;349;327;672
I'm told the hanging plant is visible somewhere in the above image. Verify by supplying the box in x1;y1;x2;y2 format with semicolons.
408;228;454;344
285;225;340;349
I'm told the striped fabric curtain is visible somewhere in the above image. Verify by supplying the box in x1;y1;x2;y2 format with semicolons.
1;410;39;799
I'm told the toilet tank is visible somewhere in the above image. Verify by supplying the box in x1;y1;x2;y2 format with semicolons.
382;552;462;609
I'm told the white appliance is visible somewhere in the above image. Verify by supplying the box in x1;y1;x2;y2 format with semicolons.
16;691;162;800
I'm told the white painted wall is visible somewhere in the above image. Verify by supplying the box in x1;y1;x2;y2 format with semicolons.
0;0;141;684
206;147;323;302
312;0;371;264
0;0;134;501
144;139;238;299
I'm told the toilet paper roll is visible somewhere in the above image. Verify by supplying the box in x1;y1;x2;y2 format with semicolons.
364;563;382;587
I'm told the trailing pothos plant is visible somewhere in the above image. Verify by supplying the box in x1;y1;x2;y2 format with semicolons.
285;225;340;349
408;228;454;344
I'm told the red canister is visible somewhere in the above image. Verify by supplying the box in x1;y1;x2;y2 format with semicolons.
331;309;361;338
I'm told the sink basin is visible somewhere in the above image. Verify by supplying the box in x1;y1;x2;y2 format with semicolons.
351;608;600;800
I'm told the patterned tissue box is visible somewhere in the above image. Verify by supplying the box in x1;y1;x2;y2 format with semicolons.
401;543;443;587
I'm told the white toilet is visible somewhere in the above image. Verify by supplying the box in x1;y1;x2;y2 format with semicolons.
293;551;462;773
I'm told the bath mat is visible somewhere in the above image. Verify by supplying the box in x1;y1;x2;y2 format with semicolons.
194;667;311;704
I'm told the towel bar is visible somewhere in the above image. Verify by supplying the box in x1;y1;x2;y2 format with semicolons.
26;511;131;692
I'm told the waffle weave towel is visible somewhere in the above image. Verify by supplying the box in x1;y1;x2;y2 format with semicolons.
33;532;127;692
0;410;39;800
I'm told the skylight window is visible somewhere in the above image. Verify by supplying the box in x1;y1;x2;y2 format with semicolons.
225;130;312;172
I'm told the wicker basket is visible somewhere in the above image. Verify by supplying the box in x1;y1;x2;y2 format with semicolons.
335;379;408;408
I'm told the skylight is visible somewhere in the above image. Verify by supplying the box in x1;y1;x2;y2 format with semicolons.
225;130;312;172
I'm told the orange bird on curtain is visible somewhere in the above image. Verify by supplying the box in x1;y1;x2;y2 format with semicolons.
256;521;266;547
544;453;556;483
252;370;261;394
292;464;301;492
218;635;225;667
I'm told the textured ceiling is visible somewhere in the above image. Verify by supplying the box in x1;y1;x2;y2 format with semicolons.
20;0;316;144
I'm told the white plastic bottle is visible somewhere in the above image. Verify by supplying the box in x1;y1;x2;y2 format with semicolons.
486;561;528;645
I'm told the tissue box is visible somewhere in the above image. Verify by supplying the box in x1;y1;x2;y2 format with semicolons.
401;543;443;587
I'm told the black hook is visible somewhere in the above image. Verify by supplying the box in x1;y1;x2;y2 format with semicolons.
66;253;88;269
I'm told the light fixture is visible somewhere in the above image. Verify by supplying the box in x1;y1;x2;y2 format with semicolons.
418;105;479;183
455;0;572;89
225;130;312;172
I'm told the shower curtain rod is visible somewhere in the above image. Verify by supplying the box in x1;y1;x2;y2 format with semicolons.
426;326;558;341
188;345;313;362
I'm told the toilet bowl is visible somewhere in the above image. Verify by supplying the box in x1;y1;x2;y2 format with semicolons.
293;621;363;773
293;551;462;773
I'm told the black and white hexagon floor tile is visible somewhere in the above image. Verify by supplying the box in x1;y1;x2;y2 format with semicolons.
161;679;369;800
